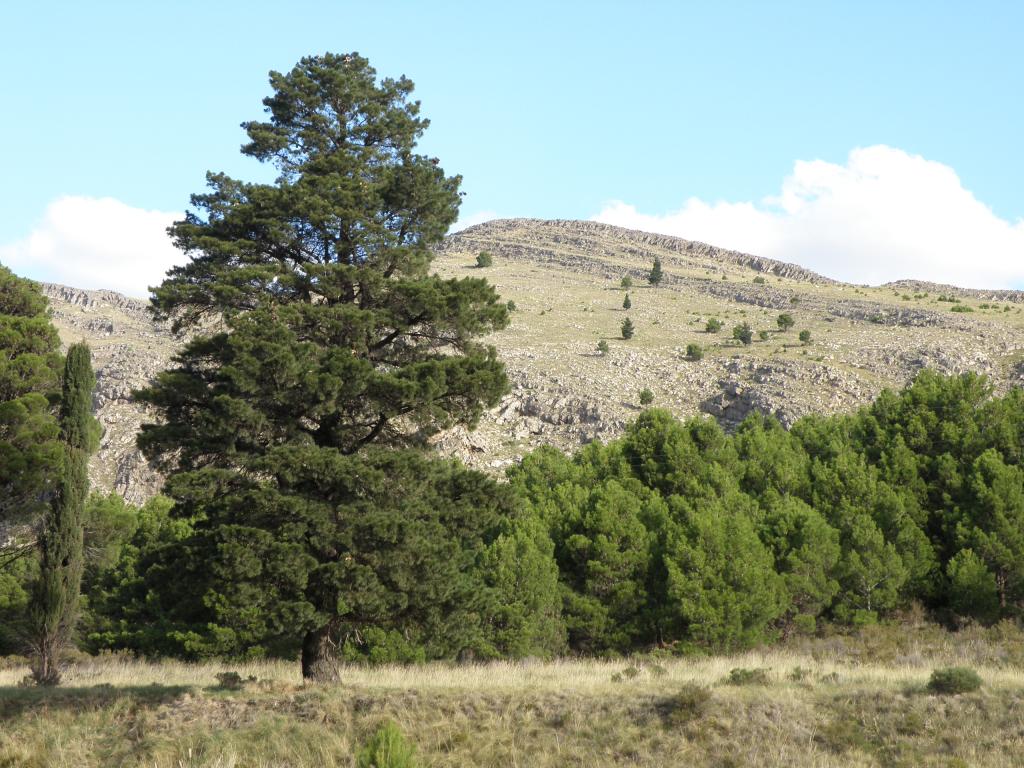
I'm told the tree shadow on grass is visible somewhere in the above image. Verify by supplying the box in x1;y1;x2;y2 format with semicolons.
0;684;194;719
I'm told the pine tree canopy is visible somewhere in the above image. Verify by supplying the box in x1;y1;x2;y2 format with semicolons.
139;53;510;466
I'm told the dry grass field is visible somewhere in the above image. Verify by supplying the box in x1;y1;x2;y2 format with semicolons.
3;623;1024;767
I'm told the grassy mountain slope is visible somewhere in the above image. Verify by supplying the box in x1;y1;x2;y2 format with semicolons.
41;218;1024;498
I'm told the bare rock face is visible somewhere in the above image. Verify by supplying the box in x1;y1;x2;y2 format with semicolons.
41;284;172;504
39;219;1024;501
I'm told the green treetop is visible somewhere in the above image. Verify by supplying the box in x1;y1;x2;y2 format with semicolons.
621;316;635;339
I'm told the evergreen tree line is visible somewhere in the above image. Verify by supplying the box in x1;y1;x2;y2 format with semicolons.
4;369;1021;664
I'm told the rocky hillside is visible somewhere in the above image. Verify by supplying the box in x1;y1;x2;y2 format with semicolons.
43;218;1024;501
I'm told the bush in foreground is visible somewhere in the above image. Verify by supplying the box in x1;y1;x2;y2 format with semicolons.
927;667;981;695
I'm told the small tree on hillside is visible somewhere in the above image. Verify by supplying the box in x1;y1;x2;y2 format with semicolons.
621;317;635;340
705;318;722;333
777;313;795;332
639;388;654;406
732;323;753;346
622;293;631;310
799;329;812;345
476;251;493;268
620;276;632;290
648;258;663;286
597;339;610;356
27;343;98;685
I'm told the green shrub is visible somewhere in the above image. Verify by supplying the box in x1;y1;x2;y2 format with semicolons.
724;667;771;686
621;276;633;290
927;667;982;695
639;389;654;406
777;313;795;332
950;304;973;313
621;317;635;340
597;339;610;356
799;329;812;345
758;330;770;341
505;300;516;312
732;323;753;346
357;721;418;768
753;276;766;284
475;251;493;268
658;684;712;726
705;318;723;333
213;671;256;690
685;343;703;361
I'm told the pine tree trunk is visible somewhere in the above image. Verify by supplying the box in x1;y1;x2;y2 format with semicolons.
301;625;339;682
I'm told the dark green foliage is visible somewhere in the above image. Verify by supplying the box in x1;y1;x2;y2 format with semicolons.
476;251;493;268
357;721;418;768
753;276;766;284
597;339;610;356
758;330;770;341
129;54;521;679
666;494;786;649
28;343;98;685
946;549;999;622
950;304;973;313
732;323;753;345
724;667;771;686
622;293;631;310
639;388;654;406
705;318;722;333
83;496;192;655
648;258;663;286
620;276;632;290
777;313;795;332
0;268;63;553
927;667;981;695
621;317;635;339
506;300;516;312
799;329;812;344
685;343;703;361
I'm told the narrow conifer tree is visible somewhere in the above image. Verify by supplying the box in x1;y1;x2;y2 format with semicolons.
28;343;97;685
623;293;631;310
648;258;663;286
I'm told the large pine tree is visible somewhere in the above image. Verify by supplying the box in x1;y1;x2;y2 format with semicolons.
27;343;98;685
136;53;512;679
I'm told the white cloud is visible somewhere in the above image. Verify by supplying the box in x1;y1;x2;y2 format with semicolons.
594;146;1024;289
450;209;499;233
0;196;184;298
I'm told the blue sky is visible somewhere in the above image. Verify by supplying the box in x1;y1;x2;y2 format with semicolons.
2;1;1022;294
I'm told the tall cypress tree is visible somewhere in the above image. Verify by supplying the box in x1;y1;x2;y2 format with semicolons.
135;53;511;679
28;343;97;685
